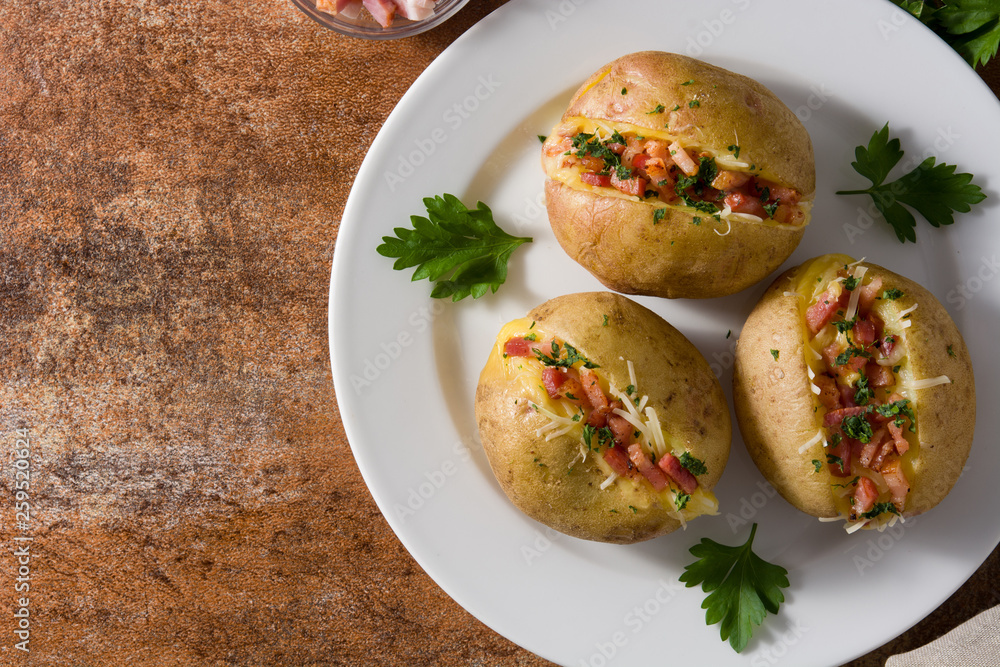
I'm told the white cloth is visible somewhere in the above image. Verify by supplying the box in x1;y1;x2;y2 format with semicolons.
886;604;1000;667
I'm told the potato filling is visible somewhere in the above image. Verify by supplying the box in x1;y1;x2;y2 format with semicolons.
543;119;806;225
499;325;716;521
799;260;919;529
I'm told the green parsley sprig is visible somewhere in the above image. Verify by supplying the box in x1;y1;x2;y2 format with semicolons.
680;523;790;653
836;124;985;243
377;194;532;301
892;0;1000;68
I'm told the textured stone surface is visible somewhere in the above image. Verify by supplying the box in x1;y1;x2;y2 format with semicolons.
0;1;997;665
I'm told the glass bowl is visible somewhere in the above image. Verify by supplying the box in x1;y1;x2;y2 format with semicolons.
290;0;473;39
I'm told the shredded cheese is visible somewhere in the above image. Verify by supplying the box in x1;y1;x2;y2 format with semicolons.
903;375;952;391
798;429;825;454
599;472;618;490
844;265;869;321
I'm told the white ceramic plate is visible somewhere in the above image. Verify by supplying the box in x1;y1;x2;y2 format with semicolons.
329;1;1000;664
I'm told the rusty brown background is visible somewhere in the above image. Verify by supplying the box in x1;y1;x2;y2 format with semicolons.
1;0;998;665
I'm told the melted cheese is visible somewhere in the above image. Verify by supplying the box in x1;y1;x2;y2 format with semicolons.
488;318;718;523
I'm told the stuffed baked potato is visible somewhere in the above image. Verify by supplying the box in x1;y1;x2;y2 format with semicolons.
542;51;815;298
475;292;731;543
733;254;976;531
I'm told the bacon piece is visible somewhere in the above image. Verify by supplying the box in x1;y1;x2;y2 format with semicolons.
823;343;867;380
823;405;869;428
579;368;608;412
852;318;877;348
628;444;670;492
503;336;546;357
857;277;883;316
607;410;633;448
656;452;698;494
580;171;612;187
858;427;887;469
711;169;751;191
603;445;634;478
881;458;910;510
362;0;396;27
610;172;647;197
866;361;896;388
886;420;910;456
806;288;848;334
541;367;565;398
668;141;699;176
828;431;853;477
852;476;879;517
723;190;767;218
814;374;842;410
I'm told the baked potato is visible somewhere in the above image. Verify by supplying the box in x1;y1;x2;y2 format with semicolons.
733;254;976;531
541;51;815;299
475;292;731;543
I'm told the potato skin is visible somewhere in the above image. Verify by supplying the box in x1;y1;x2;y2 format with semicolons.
475;292;731;543
733;257;976;519
543;51;815;299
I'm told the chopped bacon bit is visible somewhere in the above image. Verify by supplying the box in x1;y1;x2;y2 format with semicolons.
723;190;768;218
870;437;896;471
607;409;633;447
858;427;887;469
610;172;648;197
815;374;842;410
579;368;608;412
879;335;897;360
711;169;751;191
504;336;545;357
603;445;634;478
857;277;883;316
541;367;565;398
668;141;699;176
657;452;698;494
865;363;894;388
852;318;877;348
806;288;848;334
628;444;670;492
852;476;879;517
881;458;910;510
823;343;867;380
823;405;869;428
886;420;910;456
828;432;853;477
581;172;612;187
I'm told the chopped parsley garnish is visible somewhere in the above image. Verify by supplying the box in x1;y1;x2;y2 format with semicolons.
681;79;695;85
621;87;628;95
843;276;860;291
653;208;667;224
827;454;844;468
833;317;857;334
880;288;904;300
875;399;916;431
834;345;872;367
647;104;666;114
377;194;532;301
770;349;779;361
582;424;596;449
842;413;874;443
811;459;823;473
679;452;708;477
853;375;873;406
862;502;900;520
537;134;547;143
763;201;779;218
688;99;701;108
602;314;609;326
680;523;789;654
667;492;687;511
524;332;537;341
727;144;740;158
534;341;599;369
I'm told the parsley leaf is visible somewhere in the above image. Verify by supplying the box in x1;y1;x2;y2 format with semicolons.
680;523;789;653
377;194;532;301
679;452;708;477
862;502;901;520
836;124;986;243
893;0;1000;67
